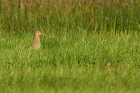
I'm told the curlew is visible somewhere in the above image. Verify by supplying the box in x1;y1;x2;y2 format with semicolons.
106;62;120;72
106;62;114;70
28;30;43;50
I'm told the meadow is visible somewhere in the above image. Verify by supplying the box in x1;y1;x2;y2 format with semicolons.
0;0;140;93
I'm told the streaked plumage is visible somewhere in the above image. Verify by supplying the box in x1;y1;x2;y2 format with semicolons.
28;31;41;50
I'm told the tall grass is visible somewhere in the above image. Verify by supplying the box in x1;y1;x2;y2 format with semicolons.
0;0;140;93
0;0;140;33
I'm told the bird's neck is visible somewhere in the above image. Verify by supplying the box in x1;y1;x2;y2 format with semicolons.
34;35;40;43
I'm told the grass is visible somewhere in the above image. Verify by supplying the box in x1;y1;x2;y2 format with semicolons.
0;0;140;93
0;31;140;93
0;0;140;33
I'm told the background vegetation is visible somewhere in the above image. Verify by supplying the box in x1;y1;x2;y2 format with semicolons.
0;0;140;93
0;0;140;33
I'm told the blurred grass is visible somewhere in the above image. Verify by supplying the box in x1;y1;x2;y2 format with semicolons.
0;0;140;33
0;0;140;93
0;30;140;93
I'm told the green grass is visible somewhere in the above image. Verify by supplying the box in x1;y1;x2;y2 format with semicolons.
0;31;140;93
0;0;140;93
0;0;140;33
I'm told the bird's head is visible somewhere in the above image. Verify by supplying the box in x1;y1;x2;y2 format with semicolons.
35;30;46;36
35;30;41;36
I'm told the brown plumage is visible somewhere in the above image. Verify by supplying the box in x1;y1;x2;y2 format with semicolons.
28;31;42;50
106;62;114;70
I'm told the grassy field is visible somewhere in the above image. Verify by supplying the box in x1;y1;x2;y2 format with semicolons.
0;0;140;93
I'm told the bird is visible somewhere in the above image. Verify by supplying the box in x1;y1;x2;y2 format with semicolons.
106;62;114;70
28;30;43;50
106;62;120;73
